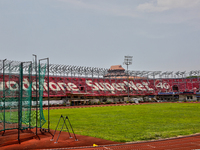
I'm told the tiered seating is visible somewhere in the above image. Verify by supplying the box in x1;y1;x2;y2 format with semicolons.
3;74;200;97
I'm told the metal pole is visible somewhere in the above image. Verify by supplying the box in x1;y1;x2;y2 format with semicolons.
123;56;132;101
127;64;129;101
67;116;78;141
55;116;66;143
33;54;38;135
18;62;23;144
63;116;72;138
18;72;20;143
3;59;6;135
50;115;62;141
38;61;42;130
47;58;50;132
39;58;50;132
29;62;32;129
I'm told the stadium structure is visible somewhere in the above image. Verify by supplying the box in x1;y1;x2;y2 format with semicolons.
1;59;200;107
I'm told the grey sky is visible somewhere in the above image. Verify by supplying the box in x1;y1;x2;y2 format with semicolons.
0;0;200;72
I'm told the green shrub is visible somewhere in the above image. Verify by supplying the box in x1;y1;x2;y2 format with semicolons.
106;101;111;104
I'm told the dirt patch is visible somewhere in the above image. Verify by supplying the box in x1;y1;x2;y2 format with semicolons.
2;128;200;150
0;128;121;150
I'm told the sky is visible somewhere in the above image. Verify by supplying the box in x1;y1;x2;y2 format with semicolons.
0;0;200;72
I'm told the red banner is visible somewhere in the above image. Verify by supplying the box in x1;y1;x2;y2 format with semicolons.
0;75;199;97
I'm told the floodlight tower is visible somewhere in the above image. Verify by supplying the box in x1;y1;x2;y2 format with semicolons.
123;56;133;101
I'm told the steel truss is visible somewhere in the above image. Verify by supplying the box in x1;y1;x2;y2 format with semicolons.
1;59;200;99
1;59;199;79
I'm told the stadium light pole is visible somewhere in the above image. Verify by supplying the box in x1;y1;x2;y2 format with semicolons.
123;56;133;101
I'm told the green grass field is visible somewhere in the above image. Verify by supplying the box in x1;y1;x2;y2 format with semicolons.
43;103;200;142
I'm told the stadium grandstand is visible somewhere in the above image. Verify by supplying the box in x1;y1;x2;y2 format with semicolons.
1;59;200;106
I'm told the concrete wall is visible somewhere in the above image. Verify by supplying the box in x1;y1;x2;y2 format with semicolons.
179;95;186;101
90;99;99;104
179;95;197;101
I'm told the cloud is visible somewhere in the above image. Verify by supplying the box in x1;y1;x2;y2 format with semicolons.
137;0;200;12
57;0;138;17
136;0;200;28
56;0;200;28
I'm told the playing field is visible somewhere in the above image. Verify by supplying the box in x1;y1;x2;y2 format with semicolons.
43;103;200;142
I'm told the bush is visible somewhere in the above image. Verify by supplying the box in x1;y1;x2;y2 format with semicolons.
106;101;111;104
